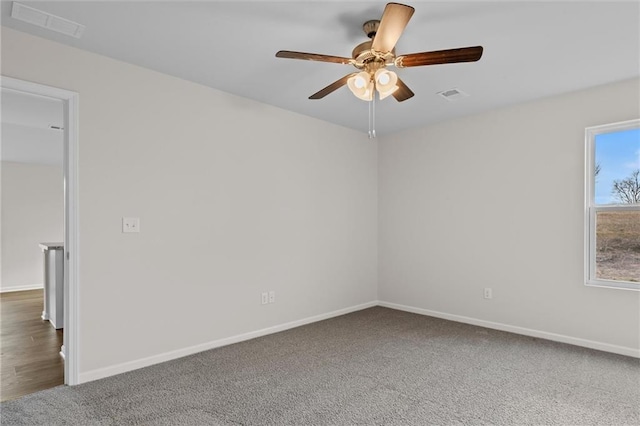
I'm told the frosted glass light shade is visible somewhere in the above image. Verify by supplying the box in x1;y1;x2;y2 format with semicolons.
378;85;398;100
375;69;399;99
348;72;373;101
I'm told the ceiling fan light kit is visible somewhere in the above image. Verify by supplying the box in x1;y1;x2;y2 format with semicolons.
275;2;483;135
347;72;374;101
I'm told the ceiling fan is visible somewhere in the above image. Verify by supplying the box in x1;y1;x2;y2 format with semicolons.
275;2;483;102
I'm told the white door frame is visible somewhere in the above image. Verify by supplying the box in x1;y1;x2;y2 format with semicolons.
1;76;80;385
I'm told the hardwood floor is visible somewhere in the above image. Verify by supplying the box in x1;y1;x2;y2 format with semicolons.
1;289;64;402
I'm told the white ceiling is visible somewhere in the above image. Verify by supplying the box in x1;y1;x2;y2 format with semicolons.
1;88;64;165
1;1;639;136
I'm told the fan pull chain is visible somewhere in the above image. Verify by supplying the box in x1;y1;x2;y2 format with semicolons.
368;94;376;139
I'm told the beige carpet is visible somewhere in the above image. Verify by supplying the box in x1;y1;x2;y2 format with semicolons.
1;307;639;425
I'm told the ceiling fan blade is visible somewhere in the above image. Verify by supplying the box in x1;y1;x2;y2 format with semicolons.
396;46;483;68
309;73;357;99
371;3;415;53
392;77;414;102
276;50;353;65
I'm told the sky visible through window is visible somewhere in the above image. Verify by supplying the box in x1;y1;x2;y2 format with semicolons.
594;128;640;205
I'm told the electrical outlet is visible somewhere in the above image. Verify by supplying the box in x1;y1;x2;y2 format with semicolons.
269;291;275;303
261;292;268;305
122;217;140;233
484;288;493;299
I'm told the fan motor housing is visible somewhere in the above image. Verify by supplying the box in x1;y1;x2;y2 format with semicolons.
352;19;396;68
352;40;395;69
352;41;375;63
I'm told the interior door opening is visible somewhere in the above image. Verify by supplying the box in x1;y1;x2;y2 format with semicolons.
1;76;79;393
1;87;65;400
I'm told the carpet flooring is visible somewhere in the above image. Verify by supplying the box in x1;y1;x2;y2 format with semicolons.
1;307;639;425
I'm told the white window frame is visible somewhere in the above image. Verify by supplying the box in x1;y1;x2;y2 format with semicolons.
585;119;640;291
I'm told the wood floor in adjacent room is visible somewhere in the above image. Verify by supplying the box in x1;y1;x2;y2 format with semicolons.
1;289;64;402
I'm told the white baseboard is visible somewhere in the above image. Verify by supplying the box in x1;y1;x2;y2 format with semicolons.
78;299;638;384
378;301;640;359
0;284;44;293
78;300;378;384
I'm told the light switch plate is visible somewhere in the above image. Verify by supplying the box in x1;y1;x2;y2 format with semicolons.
122;217;140;233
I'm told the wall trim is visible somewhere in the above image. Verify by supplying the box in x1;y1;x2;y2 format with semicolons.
378;301;640;359
78;300;378;384
0;284;44;293
78;299;638;384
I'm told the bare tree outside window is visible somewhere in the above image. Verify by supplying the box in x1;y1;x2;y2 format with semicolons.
611;169;640;204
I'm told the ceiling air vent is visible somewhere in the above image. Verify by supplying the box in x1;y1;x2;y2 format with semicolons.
437;88;469;102
11;2;85;39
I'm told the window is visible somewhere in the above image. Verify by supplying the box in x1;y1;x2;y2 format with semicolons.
585;119;640;290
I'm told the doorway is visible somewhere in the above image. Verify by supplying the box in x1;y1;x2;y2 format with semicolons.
1;88;63;399
1;77;79;394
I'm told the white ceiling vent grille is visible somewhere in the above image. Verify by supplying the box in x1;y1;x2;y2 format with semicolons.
437;88;469;102
11;2;85;39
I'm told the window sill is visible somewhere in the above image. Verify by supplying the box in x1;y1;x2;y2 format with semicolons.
586;279;640;291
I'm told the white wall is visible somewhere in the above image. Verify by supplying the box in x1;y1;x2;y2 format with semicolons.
1;28;378;377
379;78;640;353
1;161;63;292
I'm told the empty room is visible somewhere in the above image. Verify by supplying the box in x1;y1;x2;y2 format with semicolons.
1;1;638;425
